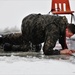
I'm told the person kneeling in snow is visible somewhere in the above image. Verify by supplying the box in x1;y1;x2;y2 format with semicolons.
0;14;75;55
21;14;75;55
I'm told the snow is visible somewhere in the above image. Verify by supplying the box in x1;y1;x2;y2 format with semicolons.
0;55;75;75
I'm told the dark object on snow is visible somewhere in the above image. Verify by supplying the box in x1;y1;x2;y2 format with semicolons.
21;14;68;55
2;33;23;45
0;33;41;52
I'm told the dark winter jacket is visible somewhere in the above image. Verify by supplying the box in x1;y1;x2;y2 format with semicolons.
21;14;68;55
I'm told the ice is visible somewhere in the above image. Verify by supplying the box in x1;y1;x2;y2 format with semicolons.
0;55;75;75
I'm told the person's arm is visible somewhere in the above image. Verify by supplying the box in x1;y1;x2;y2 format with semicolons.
43;24;74;55
60;49;73;55
59;32;68;49
58;33;75;55
43;34;74;55
43;24;60;55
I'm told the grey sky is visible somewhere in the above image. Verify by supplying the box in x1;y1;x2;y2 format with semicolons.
0;0;75;30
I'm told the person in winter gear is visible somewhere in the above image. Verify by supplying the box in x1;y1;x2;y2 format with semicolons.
21;14;75;55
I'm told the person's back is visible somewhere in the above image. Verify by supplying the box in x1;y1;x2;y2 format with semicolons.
22;14;68;55
22;14;68;44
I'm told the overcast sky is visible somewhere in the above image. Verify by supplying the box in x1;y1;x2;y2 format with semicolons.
0;0;75;31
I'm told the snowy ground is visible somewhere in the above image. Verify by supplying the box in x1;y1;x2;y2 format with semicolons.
0;54;75;75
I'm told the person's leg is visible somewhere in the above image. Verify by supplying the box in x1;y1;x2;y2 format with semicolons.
3;42;31;52
32;44;42;52
3;43;12;52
